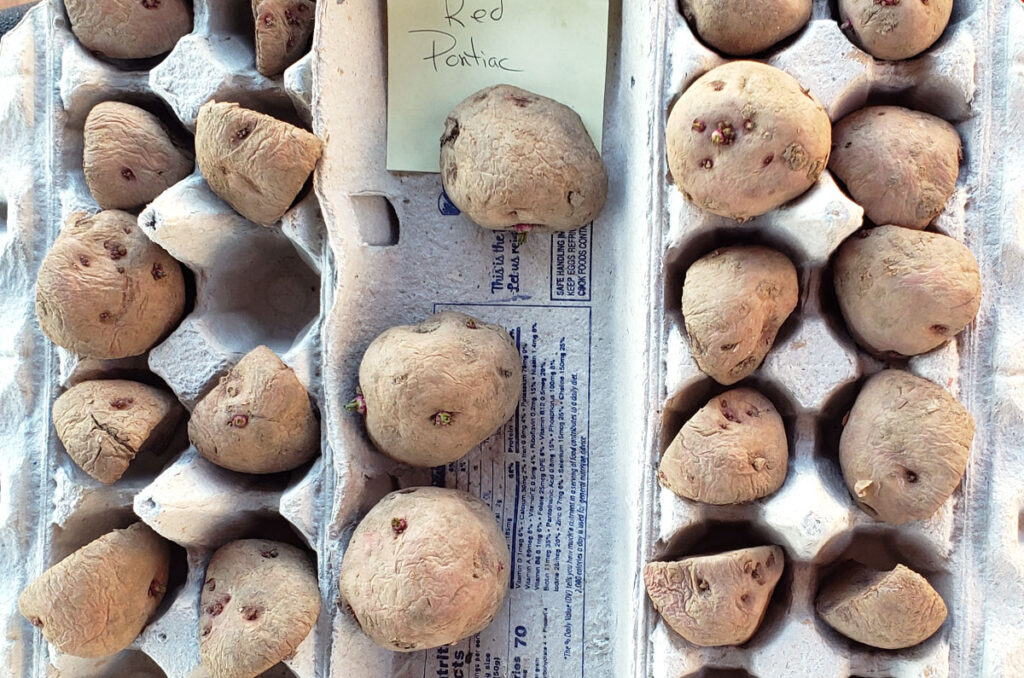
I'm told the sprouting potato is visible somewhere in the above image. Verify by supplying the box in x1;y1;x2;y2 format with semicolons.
65;0;191;59
681;0;812;56
253;0;316;77
839;0;953;61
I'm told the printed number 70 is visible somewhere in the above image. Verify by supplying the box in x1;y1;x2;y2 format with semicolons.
514;625;528;648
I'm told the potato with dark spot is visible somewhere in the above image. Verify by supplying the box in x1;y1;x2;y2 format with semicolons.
83;102;194;211
644;546;784;646
659;388;788;504
65;0;191;59
189;345;319;474
195;101;323;225
35;210;186;359
839;0;952;61
357;311;522;467
840;370;974;524
667;61;831;220
18;522;170;658
253;0;315;77
53;379;184;484
339;487;510;651
681;0;811;56
439;85;607;233
830;106;961;229
200;540;320;678
834;225;980;357
682;246;799;385
816;562;947;648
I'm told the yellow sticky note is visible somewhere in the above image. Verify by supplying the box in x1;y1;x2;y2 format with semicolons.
386;0;610;172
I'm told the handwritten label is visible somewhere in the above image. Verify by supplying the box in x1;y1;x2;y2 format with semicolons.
386;0;609;172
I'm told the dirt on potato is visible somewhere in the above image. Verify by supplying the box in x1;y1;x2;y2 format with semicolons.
681;0;811;56
839;0;953;60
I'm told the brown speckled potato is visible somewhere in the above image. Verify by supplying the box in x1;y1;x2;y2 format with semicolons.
189;346;319;474
659;388;788;504
816;562;947;649
253;0;315;77
840;370;974;524
682;246;799;385
53;379;184;484
65;0;191;59
834;225;980;357
195;101;323;225
439;85;608;233
18;523;170;658
667;61;831;220
35;210;186;359
339;487;510;651
681;0;811;56
839;0;952;61
644;546;784;646
830;107;961;229
200;540;320;678
83;102;194;211
358;311;522;467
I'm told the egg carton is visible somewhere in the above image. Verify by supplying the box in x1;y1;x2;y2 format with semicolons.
0;0;1022;677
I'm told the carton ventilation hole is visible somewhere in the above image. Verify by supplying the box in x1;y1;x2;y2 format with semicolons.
352;194;400;247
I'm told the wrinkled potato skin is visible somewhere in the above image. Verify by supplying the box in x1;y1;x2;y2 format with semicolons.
644;546;784;647
682;246;799;385
195;101;323;225
834;226;981;357
830;107;961;229
839;0;952;61
840;370;974;524
667;61;831;220
659;388;788;504
360;311;522;467
189;345;319;474
65;0;191;59
53;379;184;484
440;85;608;231
339;487;511;651
35;210;186;359
681;0;811;56
200;540;320;678
18;523;170;658
816;563;947;649
84;102;194;211
253;0;315;77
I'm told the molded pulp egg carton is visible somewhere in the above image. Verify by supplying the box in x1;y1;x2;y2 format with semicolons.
1;0;1023;677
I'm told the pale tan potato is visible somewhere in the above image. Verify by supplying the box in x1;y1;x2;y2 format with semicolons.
659;388;788;504
840;369;974;524
253;0;315;77
666;61;831;220
816;562;947;649
644;546;784;646
440;85;608;232
358;311;522;467
53;379;184;484
839;0;952;61
65;0;191;59
189;345;319;474
200;540;321;678
682;246;799;385
35;210;186;359
681;0;811;55
833;225;980;357
830;106;961;229
18;523;170;658
195;101;323;225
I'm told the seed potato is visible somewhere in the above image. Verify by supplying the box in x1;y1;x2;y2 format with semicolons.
65;0;191;60
35;210;186;359
839;0;953;61
681;0;812;56
253;0;316;77
339;487;510;651
439;84;608;233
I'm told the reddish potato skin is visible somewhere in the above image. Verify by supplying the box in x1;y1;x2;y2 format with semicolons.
681;0;812;56
839;0;952;61
65;0;192;59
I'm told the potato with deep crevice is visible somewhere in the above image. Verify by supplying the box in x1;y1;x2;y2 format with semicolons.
357;311;522;467
439;84;608;233
35;210;186;359
839;369;974;524
18;522;170;658
839;0;952;61
65;0;191;59
680;0;812;56
667;61;831;220
339;487;510;651
253;0;316;77
644;546;784;646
